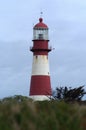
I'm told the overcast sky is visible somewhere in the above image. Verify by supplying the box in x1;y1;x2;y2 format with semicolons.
0;0;86;99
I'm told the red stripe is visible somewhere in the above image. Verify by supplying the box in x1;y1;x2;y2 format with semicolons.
29;75;52;95
34;51;48;55
33;40;49;49
30;40;51;55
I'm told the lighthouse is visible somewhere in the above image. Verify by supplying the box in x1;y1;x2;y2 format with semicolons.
29;17;52;101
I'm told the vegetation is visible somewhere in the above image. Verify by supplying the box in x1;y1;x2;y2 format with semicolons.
0;95;86;130
53;86;85;102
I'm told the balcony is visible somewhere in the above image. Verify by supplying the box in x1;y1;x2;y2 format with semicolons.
30;46;52;52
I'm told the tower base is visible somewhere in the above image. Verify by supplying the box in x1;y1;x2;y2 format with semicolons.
29;95;52;101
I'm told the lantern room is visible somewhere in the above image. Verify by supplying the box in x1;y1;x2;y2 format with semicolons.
33;18;49;40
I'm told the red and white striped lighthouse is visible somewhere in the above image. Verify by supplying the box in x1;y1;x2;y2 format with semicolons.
29;17;52;101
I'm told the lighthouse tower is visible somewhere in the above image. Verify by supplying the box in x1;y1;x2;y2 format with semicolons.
29;17;52;101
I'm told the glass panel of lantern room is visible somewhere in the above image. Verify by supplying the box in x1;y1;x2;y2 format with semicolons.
33;28;48;40
44;29;48;40
33;29;39;40
33;29;35;40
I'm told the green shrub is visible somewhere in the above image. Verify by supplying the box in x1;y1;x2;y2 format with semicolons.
0;96;86;130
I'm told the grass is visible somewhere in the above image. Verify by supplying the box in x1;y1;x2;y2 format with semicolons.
0;95;86;130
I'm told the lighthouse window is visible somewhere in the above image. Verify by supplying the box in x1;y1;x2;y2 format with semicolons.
36;55;38;59
33;28;48;40
39;34;43;39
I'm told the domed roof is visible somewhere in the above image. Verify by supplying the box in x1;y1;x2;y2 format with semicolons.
34;18;48;29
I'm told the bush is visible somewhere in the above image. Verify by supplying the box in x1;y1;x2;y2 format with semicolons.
0;95;86;130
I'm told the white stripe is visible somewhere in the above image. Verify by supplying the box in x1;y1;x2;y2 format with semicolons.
31;55;50;75
29;95;51;101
